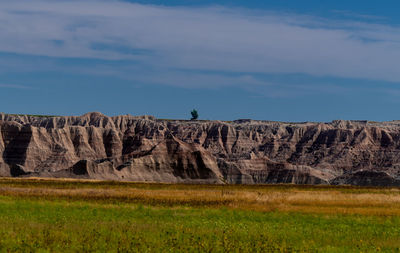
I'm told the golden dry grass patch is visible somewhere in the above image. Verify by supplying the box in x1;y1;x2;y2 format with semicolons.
1;178;400;216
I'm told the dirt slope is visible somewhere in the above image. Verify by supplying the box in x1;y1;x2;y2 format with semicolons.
1;112;400;185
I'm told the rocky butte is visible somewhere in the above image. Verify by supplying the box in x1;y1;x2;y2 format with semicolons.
1;112;400;186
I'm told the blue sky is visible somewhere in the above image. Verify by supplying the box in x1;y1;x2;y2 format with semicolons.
1;0;400;121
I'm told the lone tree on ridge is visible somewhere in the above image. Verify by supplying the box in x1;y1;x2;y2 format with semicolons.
190;109;199;120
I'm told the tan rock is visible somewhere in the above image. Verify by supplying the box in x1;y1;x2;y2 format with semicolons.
1;113;400;185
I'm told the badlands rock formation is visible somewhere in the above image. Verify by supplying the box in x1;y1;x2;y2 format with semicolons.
1;112;400;186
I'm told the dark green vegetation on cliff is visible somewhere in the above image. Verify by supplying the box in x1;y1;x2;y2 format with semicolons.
0;178;399;252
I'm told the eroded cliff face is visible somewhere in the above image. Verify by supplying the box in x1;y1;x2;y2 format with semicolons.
1;112;400;185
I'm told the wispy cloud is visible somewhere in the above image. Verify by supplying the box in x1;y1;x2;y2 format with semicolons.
0;83;32;89
330;10;387;22
1;0;400;88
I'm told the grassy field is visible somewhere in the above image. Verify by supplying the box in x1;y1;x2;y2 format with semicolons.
0;178;399;252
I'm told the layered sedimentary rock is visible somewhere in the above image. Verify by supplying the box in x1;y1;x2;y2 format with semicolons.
1;112;400;186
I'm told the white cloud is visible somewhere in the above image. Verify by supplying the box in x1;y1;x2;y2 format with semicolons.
131;70;270;88
0;83;32;89
1;0;400;84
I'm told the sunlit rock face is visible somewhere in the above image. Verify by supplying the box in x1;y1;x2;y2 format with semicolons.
1;112;400;186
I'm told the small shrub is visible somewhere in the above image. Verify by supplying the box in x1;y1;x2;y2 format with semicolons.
190;109;199;120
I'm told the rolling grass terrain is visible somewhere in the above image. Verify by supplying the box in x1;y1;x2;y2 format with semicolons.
0;178;399;252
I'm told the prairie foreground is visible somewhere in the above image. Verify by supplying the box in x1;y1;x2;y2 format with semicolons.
0;178;399;252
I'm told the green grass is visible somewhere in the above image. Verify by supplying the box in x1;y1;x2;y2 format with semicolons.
0;197;399;252
0;178;400;252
